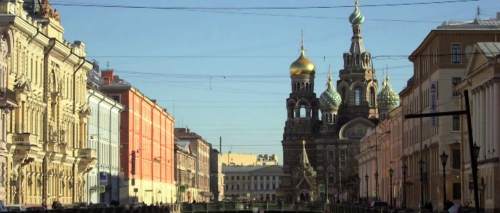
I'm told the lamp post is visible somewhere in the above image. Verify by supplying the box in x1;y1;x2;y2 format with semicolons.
365;175;369;203
389;168;394;208
374;172;379;201
402;164;408;210
418;159;425;209
440;151;449;209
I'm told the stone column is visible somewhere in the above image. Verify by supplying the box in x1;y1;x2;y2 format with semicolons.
251;176;254;190
495;82;500;158
485;85;490;158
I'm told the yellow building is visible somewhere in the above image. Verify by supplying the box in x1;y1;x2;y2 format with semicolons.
0;1;95;206
456;42;500;212
221;152;279;166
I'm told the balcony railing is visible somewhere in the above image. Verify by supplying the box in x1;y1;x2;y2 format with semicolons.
74;148;97;159
11;133;38;144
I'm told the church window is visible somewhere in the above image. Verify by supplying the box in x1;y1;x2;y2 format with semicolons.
369;87;375;107
341;87;347;106
355;87;362;106
299;105;306;118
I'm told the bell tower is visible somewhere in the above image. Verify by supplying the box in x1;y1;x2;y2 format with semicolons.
337;0;379;123
282;31;320;175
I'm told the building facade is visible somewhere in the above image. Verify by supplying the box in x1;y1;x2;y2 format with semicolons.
210;148;224;202
400;16;500;209
174;128;211;202
174;139;197;203
280;1;378;201
221;152;279;166
1;1;96;206
358;106;401;204
0;16;18;202
98;70;175;205
456;42;500;212
86;66;124;204
223;165;282;202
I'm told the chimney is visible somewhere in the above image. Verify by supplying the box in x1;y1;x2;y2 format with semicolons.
101;70;114;85
152;99;157;104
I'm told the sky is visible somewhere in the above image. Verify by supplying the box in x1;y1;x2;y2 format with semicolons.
53;0;499;165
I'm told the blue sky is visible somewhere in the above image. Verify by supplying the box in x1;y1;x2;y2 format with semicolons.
54;0;499;164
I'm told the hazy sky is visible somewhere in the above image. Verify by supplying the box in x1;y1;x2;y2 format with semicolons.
54;0;499;164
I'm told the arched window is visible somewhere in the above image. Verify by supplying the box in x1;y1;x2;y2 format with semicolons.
369;87;375;107
299;104;306;118
355;87;362;106
341;87;347;106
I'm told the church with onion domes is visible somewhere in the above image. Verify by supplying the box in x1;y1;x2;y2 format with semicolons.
276;0;400;203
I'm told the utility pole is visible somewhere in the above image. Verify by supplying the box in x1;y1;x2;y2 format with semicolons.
404;90;479;213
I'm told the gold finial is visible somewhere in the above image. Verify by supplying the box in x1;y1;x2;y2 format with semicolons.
355;0;359;10
302;140;306;146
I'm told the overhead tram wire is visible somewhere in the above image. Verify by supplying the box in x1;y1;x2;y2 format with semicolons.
52;0;478;10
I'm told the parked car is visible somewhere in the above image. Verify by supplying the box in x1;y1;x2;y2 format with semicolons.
5;204;26;212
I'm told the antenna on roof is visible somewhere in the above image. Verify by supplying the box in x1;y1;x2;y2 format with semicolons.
107;61;110;70
476;6;480;19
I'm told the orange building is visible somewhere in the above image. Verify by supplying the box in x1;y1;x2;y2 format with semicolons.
99;70;175;204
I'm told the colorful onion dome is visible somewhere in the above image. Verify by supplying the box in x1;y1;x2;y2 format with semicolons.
378;76;399;109
349;0;365;25
319;69;342;110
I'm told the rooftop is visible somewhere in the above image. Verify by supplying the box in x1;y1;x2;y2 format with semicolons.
437;12;500;30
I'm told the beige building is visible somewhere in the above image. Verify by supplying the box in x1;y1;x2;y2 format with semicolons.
400;15;500;210
0;21;17;202
456;42;500;212
358;106;402;204
174;128;211;202
221;152;278;166
174;140;197;203
0;1;95;206
210;149;224;202
223;165;282;201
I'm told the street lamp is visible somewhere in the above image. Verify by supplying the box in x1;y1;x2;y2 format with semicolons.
473;143;480;159
418;159;425;209
365;175;369;203
402;164;408;210
374;172;379;201
389;168;394;208
440;151;449;208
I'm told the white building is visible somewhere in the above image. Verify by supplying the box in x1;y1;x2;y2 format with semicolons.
86;67;124;204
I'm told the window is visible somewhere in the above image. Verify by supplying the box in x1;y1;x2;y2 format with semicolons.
355;87;362;106
328;151;334;160
451;44;461;63
111;95;120;103
341;87;347;106
369;87;375;107
452;115;460;131
299;105;306;118
452;78;461;96
452;149;460;169
452;183;461;199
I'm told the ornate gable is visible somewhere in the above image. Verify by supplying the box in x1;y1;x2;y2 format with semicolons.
339;117;375;139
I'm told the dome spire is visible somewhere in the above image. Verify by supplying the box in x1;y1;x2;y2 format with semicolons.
301;29;305;51
327;64;333;89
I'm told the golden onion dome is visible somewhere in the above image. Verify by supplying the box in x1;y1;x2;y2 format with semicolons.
290;31;316;76
378;76;399;109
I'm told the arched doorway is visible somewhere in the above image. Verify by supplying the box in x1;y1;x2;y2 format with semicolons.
285;192;292;203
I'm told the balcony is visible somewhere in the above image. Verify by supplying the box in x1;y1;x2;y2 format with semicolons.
0;88;17;109
75;148;97;159
11;133;38;145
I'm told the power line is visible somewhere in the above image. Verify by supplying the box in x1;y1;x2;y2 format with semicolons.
52;0;478;10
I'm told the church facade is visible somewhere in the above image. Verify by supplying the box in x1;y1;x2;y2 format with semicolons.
278;0;399;203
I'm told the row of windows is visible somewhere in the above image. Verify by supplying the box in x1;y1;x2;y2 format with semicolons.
226;175;279;181
225;184;279;191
